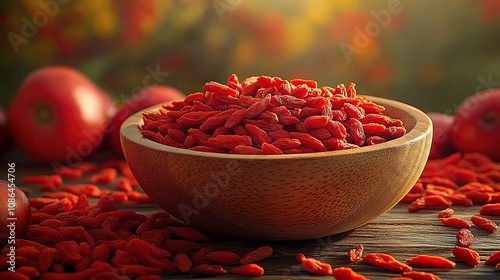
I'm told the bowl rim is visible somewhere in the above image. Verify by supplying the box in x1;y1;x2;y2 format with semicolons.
120;95;432;160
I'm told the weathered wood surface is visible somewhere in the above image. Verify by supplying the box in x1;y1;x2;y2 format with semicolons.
186;204;500;280
10;163;500;279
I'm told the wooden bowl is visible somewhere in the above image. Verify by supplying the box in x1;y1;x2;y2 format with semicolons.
121;96;432;240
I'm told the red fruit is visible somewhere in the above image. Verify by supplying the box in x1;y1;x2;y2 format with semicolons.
0;105;12;154
0;179;31;247
451;88;500;161
7;66;116;163
427;112;455;159
107;85;184;157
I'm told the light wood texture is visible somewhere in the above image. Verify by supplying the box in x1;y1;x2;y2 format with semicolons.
120;96;433;240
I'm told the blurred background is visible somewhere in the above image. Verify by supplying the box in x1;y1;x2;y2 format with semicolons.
1;0;499;114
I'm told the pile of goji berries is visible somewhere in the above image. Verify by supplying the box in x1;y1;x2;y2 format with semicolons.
1;161;274;279
140;74;407;154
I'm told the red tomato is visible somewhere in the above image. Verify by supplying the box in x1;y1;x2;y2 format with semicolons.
0;178;31;248
107;85;184;157
7;66;116;164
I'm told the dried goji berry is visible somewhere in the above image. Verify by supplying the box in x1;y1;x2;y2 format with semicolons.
325;120;347;139
400;192;423;203
205;250;240;265
169;226;209;241
62;184;101;198
348;244;364;262
485;251;500;266
479;203;500;215
452;246;480;267
230;264;265;276
90;168;117;184
192;264;227;275
16;266;40;279
240;246;273;264
303;115;330;130
407;255;456;268
363;253;412;272
206;134;252;150
55;166;83;179
470;215;498;232
177;111;219;126
301;257;332;275
117;265;163;277
192;246;211;265
0;272;30;280
401;271;442;280
272;138;301;151
438;208;454;218
308;127;331;139
463;190;492;205
161;239;202;254
16;246;41;260
424;195;453;209
332;267;368;280
289;132;327;152
447;193;473;206
440;217;472;229
173;253;192;273
365;136;387;145
425;184;456;197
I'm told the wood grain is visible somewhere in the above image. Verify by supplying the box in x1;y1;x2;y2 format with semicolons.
12;164;500;279
192;204;500;280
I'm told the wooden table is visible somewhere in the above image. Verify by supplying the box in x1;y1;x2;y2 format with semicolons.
6;160;500;280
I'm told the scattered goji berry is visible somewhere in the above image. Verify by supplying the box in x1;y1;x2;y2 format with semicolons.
439;217;472;229
348;244;364;262
174;253;192;273
230;264;265;276
192;264;227;275
240;246;273;264
205;250;240;265
452;246;480;267
456;228;474;247
485;251;500;266
438;208;454;218
363;253;412;272
407;255;456;268
332;267;369;280
301;257;333;275
479;203;500;216
402;271;442;280
471;215;498;232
